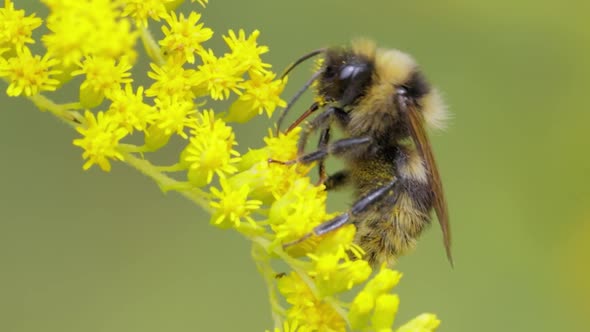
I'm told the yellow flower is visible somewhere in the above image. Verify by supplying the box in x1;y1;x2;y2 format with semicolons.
226;71;287;122
277;273;346;332
349;265;404;331
106;84;156;133
146;62;198;100
228;128;310;205
307;247;372;297
269;177;328;249
181;110;240;186
223;29;270;75
372;294;400;332
73;111;128;171
194;49;245;100
396;314;441;332
42;0;138;68
121;0;173;27
0;47;61;96
148;96;196;142
0;0;43;51
210;177;262;229
160;11;213;64
72;56;133;107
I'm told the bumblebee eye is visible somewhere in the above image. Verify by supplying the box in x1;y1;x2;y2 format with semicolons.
397;86;408;97
339;64;367;80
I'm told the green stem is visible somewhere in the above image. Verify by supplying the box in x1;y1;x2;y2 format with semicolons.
252;243;286;329
122;151;212;213
140;27;165;66
28;94;83;126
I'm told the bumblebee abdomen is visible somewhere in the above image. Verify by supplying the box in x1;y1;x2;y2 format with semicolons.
349;146;435;266
353;193;432;266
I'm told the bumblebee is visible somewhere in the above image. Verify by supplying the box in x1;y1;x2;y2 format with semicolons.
274;40;452;267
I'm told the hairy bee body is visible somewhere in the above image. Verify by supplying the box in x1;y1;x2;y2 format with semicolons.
282;40;451;266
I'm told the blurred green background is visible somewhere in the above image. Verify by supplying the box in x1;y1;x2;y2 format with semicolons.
2;1;589;331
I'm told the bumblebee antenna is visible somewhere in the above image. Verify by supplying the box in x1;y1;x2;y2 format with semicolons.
276;70;321;134
280;48;326;79
275;48;326;134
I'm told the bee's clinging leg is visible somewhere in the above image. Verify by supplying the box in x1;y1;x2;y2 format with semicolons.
316;127;331;185
269;136;370;166
296;136;371;165
298;106;348;154
283;179;398;249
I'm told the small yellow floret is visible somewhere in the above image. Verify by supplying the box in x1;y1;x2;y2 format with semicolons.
181;110;240;186
146;62;198;100
277;273;346;332
121;0;173;27
0;47;61;96
0;0;43;50
194;50;245;100
223;29;270;75
73;111;128;171
107;84;156;132
226;72;287;122
72;56;133;105
210;178;262;229
160;11;213;64
42;0;138;69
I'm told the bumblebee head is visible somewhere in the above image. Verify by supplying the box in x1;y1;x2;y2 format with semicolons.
317;45;375;107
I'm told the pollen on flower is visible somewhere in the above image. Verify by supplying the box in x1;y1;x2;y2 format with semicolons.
0;0;43;51
160;11;213;64
210;177;262;229
73;111;128;172
72;56;133;102
0;47;61;97
106;84;156;133
181;110;240;186
226;71;287;122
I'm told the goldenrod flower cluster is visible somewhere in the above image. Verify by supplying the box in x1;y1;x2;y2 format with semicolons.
0;1;441;331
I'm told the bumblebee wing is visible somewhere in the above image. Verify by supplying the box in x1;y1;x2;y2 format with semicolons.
404;100;453;266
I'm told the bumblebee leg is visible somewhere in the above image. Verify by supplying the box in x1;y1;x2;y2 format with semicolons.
283;179;397;248
270;136;371;166
316;127;331;185
323;170;350;191
298;106;348;154
297;136;371;164
313;179;398;235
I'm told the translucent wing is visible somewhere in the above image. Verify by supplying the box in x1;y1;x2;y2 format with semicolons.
403;97;453;266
